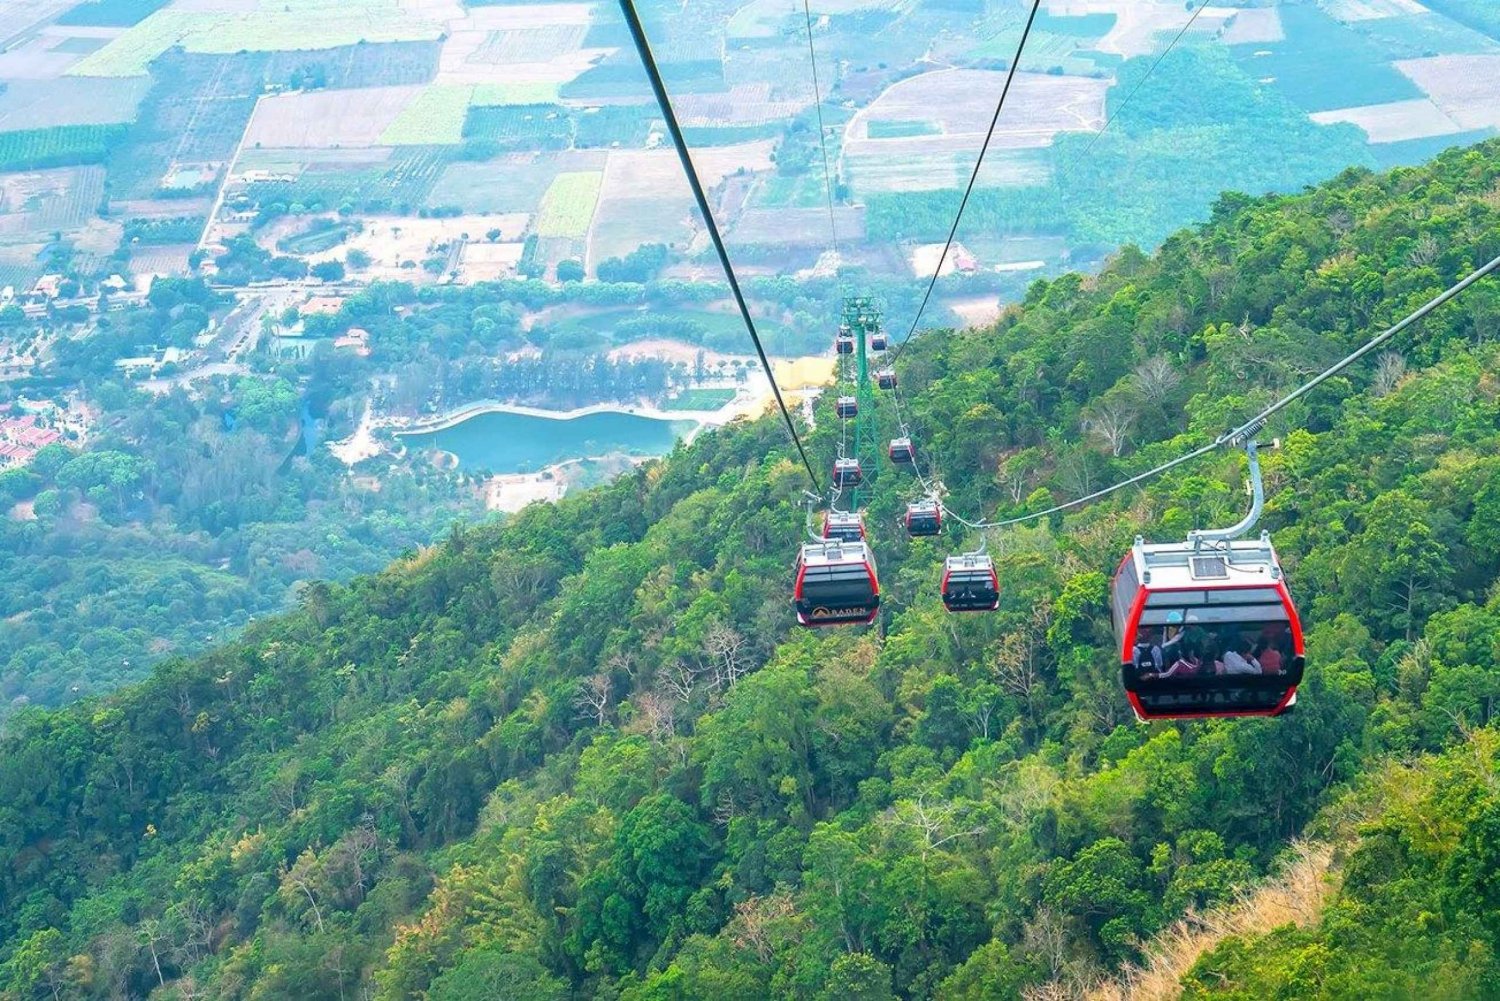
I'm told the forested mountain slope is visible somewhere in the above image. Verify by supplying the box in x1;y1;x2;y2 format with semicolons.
3;141;1500;1001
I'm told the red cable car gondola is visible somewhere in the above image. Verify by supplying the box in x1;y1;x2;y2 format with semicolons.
836;396;858;419
835;333;855;355
794;541;879;627
1113;532;1304;720
1114;441;1304;721
832;457;863;488
941;553;999;612
871;332;889;352
822;509;866;542
905;499;942;537
888;437;915;465
876;368;898;390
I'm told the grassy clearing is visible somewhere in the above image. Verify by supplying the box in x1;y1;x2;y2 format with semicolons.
535;172;602;238
866;120;939;139
472;82;561;106
663;388;737;411
381;85;473;146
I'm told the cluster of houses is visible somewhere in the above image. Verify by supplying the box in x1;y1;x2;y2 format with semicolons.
0;412;62;468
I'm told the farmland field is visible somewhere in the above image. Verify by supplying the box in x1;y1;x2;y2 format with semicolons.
0;166;104;239
867;120;939;139
68;2;449;77
1229;5;1423;113
57;0;169;27
463;104;573;149
731;206;866;245
0;78;151;130
470;25;588;62
381;85;473;146
1396;55;1500;130
1311;98;1464;143
1350;12;1500;59
535;171;602;237
472;82;561;105
0;124;126;172
241;149;453;212
245;87;424;148
846;70;1106;149
428;156;555;213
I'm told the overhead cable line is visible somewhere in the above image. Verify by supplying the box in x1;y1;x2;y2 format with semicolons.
887;0;1041;367
944;251;1500;531
889;1;1204;365
1073;2;1207;162
800;0;840;257
618;0;822;491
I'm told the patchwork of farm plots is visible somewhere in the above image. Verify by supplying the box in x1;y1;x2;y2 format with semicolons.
67;1;455;77
0;165;105;242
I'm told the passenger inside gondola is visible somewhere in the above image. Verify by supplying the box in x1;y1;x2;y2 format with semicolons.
1139;622;1292;681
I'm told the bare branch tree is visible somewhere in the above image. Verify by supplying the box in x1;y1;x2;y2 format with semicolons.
574;673;614;726
704;619;750;690
663;659;703;706
1408;231;1440;267
1132;355;1181;406
635;690;677;744
1372;350;1407;398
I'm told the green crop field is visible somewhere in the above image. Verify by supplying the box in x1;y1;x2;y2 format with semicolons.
0;124;127;172
662;388;736;410
464;105;573;150
1231;5;1423;113
535;172;602;238
472;82;561;106
574;106;655;148
381;85;472;145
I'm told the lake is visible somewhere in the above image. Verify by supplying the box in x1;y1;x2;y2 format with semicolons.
399;409;697;473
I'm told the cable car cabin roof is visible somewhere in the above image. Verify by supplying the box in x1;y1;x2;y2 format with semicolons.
1124;535;1284;592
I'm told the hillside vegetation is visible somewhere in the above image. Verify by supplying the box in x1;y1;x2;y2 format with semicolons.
2;140;1500;1000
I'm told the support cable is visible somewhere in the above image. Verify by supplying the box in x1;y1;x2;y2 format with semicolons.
947;251;1500;530
887;0;1041;368
889;0;1205;364
801;0;840;257
618;0;822;491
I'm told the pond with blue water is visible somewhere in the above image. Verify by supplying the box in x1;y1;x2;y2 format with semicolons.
399;409;697;473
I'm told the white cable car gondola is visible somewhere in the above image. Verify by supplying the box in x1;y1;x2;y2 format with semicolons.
836;396;858;419
905;499;942;537
888;437;915;465
1112;442;1305;721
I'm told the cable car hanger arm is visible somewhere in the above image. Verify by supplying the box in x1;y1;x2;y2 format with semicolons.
951;251;1500;532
